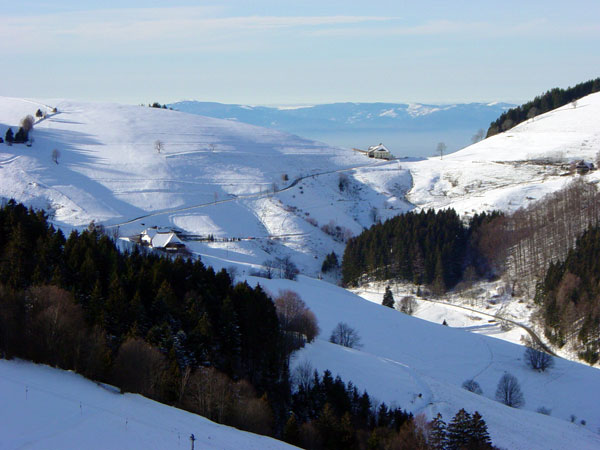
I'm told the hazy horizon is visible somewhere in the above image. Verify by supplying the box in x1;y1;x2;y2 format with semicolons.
2;1;598;106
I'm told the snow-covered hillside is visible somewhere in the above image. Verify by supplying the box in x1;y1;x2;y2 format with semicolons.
1;93;600;449
0;96;411;277
0;359;295;450
405;92;600;216
255;276;600;450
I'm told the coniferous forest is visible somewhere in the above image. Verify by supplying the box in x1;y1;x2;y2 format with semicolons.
342;209;499;292
0;199;499;449
486;77;600;137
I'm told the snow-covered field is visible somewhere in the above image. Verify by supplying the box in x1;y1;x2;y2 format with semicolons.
1;93;600;449
257;275;600;450
0;359;295;450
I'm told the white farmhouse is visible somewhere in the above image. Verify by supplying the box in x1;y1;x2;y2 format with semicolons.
367;143;392;160
141;228;185;251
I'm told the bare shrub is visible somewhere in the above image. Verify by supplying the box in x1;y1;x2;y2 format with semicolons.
329;322;362;349
338;173;350;192
306;217;318;227
462;379;483;395
321;220;353;243
536;406;552;415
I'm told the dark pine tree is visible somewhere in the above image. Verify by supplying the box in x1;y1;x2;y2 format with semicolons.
5;128;14;144
429;412;447;450
382;285;395;308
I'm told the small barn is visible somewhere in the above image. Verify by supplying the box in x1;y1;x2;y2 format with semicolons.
367;143;392;160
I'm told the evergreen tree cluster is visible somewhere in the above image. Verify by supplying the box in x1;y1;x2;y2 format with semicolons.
429;409;494;450
536;225;600;364
0;200;287;413
342;209;498;291
287;369;421;449
321;251;339;273
486;77;600;137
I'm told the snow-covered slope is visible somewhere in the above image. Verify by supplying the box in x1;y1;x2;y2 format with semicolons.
2;94;600;449
0;96;411;277
405;92;600;215
0;359;295;450
255;276;600;450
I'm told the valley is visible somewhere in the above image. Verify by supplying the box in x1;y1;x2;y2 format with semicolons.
0;92;600;449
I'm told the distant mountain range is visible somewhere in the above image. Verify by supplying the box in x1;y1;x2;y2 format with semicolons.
169;101;514;157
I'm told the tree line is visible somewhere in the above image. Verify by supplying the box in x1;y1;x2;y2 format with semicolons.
486;77;600;137
342;209;500;292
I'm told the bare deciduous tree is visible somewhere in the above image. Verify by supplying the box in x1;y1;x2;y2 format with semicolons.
495;372;524;408
111;338;166;398
524;346;554;371
20;115;35;132
501;118;514;131
293;360;314;392
471;129;485;144
329;322;362;348
399;296;417;315
527;107;539;121
436;142;447;160
274;290;319;346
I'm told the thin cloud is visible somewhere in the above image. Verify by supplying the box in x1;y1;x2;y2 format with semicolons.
0;7;397;54
308;18;600;39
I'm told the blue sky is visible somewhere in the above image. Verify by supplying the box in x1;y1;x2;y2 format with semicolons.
2;1;599;105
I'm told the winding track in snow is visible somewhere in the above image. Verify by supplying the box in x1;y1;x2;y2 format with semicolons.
103;159;396;229
413;296;557;357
